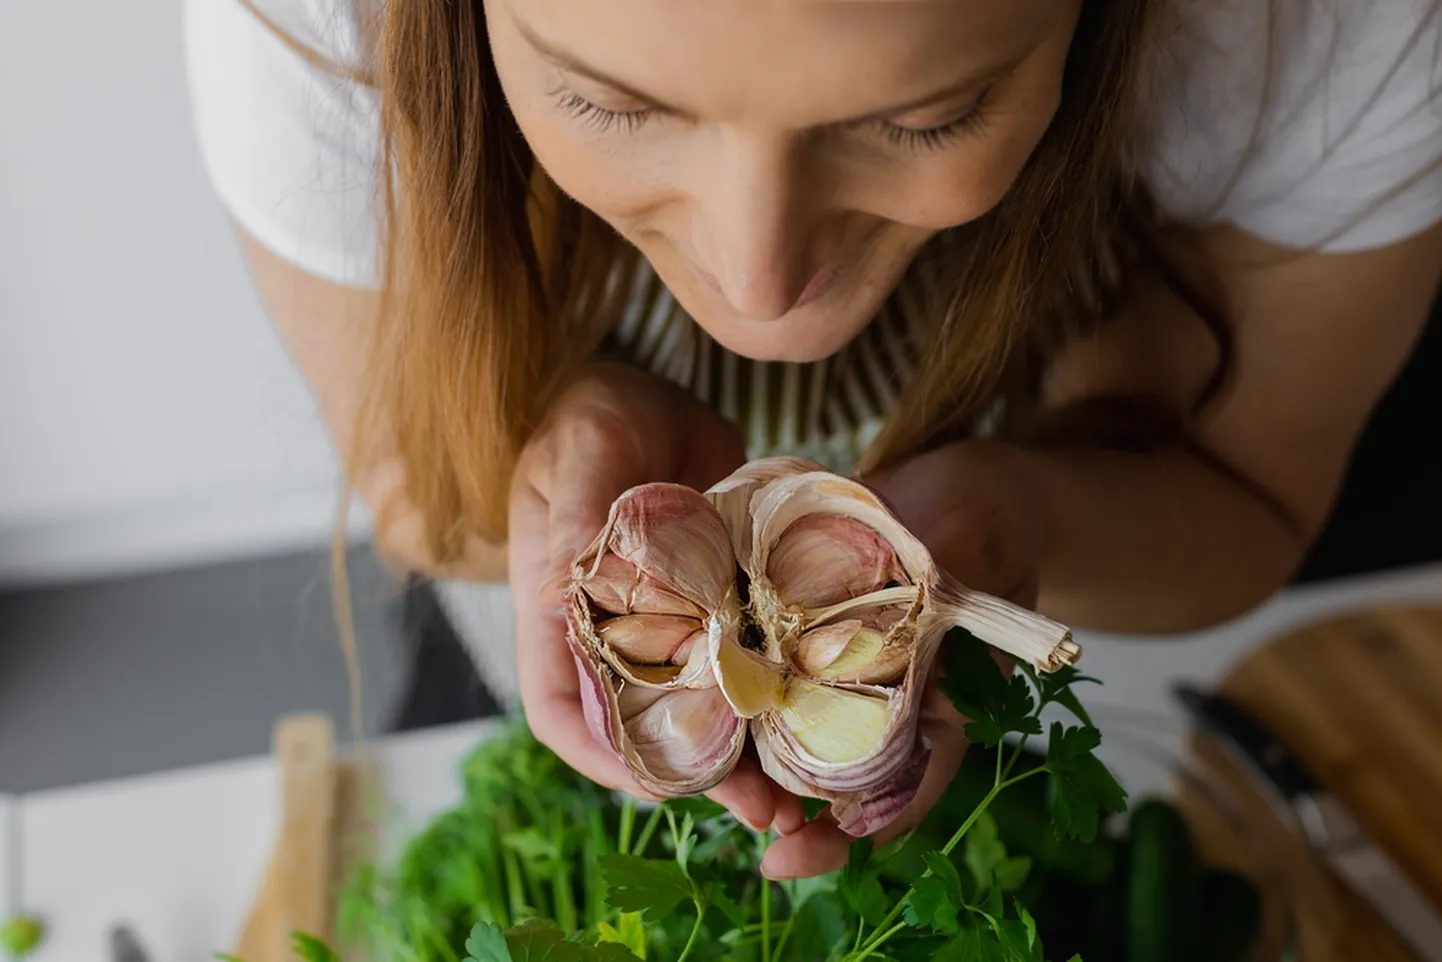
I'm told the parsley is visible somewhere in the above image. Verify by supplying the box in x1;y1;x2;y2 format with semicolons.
599;855;695;919
241;628;1144;962
942;632;1043;747
1046;724;1129;843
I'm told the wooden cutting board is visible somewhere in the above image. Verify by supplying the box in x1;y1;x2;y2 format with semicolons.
231;715;377;962
1177;605;1442;962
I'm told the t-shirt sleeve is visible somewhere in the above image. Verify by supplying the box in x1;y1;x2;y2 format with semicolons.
1143;0;1442;253
182;0;383;287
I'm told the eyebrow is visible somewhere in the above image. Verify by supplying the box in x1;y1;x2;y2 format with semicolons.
513;15;1009;126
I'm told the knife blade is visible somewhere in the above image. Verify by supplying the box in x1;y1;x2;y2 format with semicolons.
1175;682;1442;962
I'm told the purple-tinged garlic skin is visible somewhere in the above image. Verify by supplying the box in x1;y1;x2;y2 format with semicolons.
564;457;1080;835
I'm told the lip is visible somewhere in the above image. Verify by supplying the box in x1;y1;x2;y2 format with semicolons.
692;262;844;314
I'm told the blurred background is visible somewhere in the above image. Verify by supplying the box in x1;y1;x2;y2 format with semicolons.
0;0;1438;796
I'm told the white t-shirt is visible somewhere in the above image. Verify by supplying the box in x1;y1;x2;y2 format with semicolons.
184;0;1442;289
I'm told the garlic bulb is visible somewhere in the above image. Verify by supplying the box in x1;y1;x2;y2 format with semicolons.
564;457;1080;835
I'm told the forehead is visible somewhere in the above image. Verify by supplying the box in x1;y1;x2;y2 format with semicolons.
499;0;1064;121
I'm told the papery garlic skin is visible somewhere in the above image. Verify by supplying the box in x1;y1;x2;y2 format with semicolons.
565;457;1079;836
566;483;753;795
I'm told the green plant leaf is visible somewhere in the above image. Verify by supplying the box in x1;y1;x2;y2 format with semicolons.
933;923;1008;962
963;812;1006;893
1046;724;1128;842
499;918;641;961
600;854;696;918
597;912;647;959
941;631;1043;747
904;852;965;934
465;921;512;962
289;932;340;962
840;839;890;925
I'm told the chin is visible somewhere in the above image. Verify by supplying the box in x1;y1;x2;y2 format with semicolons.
670;277;897;363
681;302;875;363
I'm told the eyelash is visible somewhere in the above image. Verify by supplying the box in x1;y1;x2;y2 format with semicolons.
554;89;655;134
877;87;994;150
552;83;994;152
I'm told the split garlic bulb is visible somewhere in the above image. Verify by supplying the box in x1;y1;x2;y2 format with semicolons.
565;457;1079;836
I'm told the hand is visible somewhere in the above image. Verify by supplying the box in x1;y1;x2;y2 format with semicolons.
761;441;1045;879
508;363;805;834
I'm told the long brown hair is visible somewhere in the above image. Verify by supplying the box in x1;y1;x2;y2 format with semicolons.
359;0;1174;561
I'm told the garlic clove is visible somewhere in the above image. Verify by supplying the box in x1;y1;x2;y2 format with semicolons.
620;685;747;792
582;555;702;618
710;631;786;718
597;613;705;664
766;514;906;609
776;679;892;764
575;483;738;617
791;621;865;675
793;622;909;685
705;456;825;563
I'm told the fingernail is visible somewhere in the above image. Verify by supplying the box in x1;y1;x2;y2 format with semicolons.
739;814;768;834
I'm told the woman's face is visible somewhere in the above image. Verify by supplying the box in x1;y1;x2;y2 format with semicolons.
487;0;1082;363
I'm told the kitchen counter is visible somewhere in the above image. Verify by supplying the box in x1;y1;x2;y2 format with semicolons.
8;564;1442;961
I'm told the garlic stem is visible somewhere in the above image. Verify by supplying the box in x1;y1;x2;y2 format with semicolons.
944;591;1080;672
802;586;919;628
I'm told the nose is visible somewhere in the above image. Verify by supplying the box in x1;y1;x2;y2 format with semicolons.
692;134;819;322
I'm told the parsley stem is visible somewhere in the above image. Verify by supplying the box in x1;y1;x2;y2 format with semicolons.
1000;734;1033;783
853;768;1038;960
619;795;637;855
760;836;773;962
632;804;665;856
674;904;706;962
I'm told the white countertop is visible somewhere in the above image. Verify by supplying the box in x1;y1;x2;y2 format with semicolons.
1;795;15;916
7;565;1442;961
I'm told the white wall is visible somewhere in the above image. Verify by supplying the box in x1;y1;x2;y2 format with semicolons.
0;0;363;586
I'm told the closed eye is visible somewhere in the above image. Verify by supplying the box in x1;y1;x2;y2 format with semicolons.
871;85;995;152
554;88;655;134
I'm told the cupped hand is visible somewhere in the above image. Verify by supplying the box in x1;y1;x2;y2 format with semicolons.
761;441;1045;879
508;363;805;834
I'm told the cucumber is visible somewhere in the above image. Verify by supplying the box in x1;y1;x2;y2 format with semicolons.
1124;799;1202;962
1196;868;1263;962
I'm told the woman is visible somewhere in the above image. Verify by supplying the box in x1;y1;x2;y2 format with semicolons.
184;0;1442;879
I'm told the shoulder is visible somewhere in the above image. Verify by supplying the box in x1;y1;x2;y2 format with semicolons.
1139;0;1442;252
183;0;383;286
193;0;373;69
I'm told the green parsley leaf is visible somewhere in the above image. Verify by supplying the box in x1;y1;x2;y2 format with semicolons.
1046;723;1129;842
600;854;696;918
840;839;891;925
596;913;647;960
994;856;1033;895
494;919;643;962
962;813;1033;897
941;631;1043;747
1027;665;1102;727
933;924;1007;962
904;852;965;934
289;932;341;962
464;921;512;962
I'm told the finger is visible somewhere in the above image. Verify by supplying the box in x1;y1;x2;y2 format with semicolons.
761;816;852;879
704;756;777;833
772;786;807;836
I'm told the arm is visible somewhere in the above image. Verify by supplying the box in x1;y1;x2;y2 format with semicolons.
969;223;1442;634
235;228;509;581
